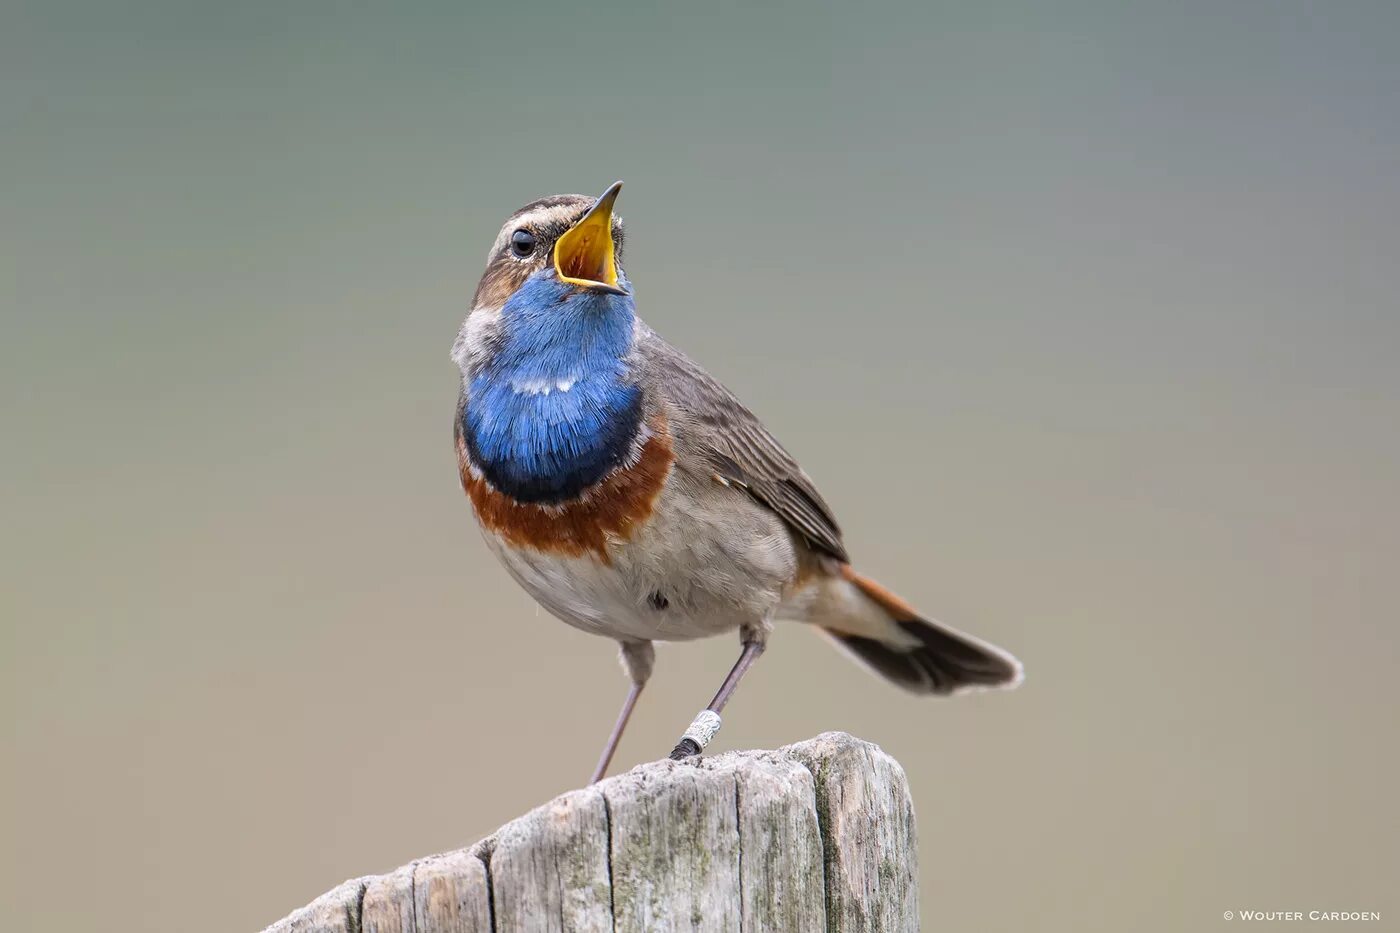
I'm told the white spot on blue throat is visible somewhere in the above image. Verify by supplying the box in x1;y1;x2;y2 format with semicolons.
510;376;578;396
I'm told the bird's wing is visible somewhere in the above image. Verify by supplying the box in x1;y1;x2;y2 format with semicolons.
637;329;849;562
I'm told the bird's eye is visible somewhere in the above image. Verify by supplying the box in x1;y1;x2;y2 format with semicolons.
510;229;537;258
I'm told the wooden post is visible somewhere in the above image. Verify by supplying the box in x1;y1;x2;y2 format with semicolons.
263;732;919;933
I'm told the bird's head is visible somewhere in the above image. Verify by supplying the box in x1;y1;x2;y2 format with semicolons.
455;181;634;380
470;181;628;313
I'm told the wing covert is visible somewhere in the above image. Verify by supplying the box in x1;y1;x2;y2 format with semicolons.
637;331;848;562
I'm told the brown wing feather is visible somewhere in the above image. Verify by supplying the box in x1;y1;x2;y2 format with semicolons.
637;329;849;562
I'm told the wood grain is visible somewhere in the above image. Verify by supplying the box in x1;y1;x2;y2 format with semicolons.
262;732;918;933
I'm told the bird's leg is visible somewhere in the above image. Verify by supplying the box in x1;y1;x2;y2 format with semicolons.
589;683;643;784
668;628;767;761
590;640;654;784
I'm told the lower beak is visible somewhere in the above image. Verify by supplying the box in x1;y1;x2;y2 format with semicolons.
554;181;626;295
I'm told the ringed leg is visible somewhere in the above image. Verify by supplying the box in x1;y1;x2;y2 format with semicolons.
668;625;768;761
589;640;654;784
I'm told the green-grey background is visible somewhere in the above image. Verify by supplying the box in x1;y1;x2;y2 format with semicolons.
4;2;1398;930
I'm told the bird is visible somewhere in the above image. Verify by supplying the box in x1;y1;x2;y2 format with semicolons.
453;181;1022;783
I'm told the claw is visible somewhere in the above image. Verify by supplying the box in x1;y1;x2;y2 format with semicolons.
668;737;702;761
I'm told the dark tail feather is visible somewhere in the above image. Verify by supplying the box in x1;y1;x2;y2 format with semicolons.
825;568;1023;695
828;619;1022;695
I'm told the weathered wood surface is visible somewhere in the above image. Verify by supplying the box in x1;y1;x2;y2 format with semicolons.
263;732;918;933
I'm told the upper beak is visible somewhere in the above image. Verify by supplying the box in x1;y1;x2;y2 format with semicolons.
554;181;626;295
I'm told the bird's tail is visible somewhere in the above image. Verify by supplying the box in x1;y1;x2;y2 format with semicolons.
814;566;1023;695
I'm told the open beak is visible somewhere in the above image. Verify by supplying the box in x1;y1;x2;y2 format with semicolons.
554;181;626;295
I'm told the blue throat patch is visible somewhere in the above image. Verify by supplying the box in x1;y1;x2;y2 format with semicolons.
464;273;642;504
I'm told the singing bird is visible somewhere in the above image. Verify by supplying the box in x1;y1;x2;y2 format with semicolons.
453;182;1022;782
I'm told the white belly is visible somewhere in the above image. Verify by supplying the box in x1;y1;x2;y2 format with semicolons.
479;478;798;643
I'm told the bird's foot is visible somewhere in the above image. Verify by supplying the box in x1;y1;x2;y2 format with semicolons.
667;710;722;761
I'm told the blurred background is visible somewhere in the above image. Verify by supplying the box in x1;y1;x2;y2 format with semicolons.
4;2;1398;930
